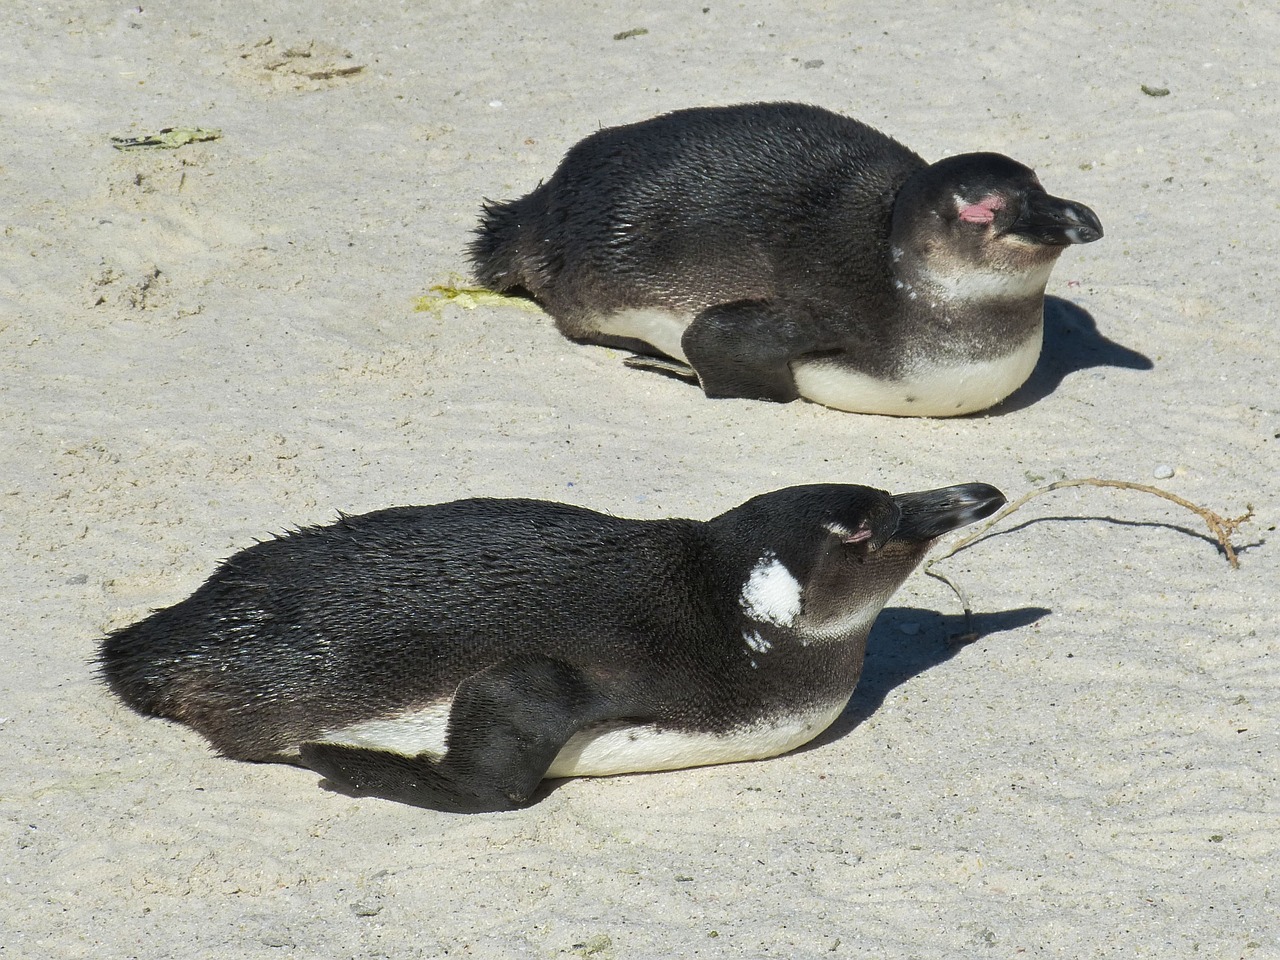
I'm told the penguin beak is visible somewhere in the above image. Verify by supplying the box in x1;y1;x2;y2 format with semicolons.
1006;190;1103;246
890;483;1006;542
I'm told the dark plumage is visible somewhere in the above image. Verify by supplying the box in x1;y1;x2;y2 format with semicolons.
472;102;1102;415
99;482;1005;812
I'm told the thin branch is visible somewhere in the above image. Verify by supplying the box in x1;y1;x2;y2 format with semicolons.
923;478;1254;642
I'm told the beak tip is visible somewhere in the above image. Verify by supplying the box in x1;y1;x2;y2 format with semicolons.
1069;208;1105;244
959;483;1007;521
1014;194;1104;246
890;483;1007;540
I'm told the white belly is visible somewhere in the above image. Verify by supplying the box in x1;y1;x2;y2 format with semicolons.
589;306;1041;417
592;308;692;361
317;697;849;779
319;700;453;756
792;328;1042;416
546;698;848;777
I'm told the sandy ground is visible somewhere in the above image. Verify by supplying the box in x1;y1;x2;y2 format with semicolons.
3;1;1278;957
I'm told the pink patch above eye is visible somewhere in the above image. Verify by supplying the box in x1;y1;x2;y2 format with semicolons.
958;196;1004;224
843;523;873;545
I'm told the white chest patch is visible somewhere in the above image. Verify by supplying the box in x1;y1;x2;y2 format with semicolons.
739;552;803;627
799;588;891;645
792;327;1042;416
316;697;850;780
592;307;692;362
920;260;1056;303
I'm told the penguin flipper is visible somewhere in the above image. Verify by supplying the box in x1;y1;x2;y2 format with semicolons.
301;657;614;813
300;741;511;813
681;301;804;403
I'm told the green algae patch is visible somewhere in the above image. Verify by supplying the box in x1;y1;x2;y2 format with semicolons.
415;280;543;314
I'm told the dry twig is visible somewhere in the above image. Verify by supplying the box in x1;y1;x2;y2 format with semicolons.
923;478;1254;643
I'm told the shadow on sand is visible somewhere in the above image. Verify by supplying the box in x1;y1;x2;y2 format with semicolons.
804;604;1051;750
986;297;1152;415
502;606;1052;808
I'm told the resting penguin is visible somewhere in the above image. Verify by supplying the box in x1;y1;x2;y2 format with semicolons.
470;101;1103;416
98;482;1005;813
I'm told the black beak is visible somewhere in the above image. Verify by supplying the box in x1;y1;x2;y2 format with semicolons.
1007;190;1103;246
890;483;1006;542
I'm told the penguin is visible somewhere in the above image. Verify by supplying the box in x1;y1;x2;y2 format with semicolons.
470;102;1103;416
98;481;1005;813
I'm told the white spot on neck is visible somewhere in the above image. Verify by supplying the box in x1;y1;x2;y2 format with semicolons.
739;552;803;627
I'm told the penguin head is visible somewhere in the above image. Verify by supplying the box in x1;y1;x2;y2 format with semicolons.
711;483;1005;644
890;153;1102;302
714;482;1005;568
712;484;900;564
813;481;1006;569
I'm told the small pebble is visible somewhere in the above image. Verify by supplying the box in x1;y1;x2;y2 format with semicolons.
1153;464;1175;480
898;622;921;636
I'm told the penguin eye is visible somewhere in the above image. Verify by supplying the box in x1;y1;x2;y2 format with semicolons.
956;195;1004;225
824;520;870;542
824;521;879;558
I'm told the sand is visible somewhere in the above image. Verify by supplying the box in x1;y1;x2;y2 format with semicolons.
3;1;1277;957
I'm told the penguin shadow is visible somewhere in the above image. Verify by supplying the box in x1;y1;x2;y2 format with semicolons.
985;297;1152;415
311;606;1052;811
520;606;1049;807
803;604;1051;751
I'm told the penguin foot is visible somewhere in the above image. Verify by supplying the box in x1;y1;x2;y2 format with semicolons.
622;354;700;384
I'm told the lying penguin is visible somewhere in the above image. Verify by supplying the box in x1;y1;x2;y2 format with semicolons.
471;102;1102;415
98;482;1004;812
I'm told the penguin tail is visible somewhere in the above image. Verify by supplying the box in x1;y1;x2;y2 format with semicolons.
96;613;185;720
469;196;541;293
